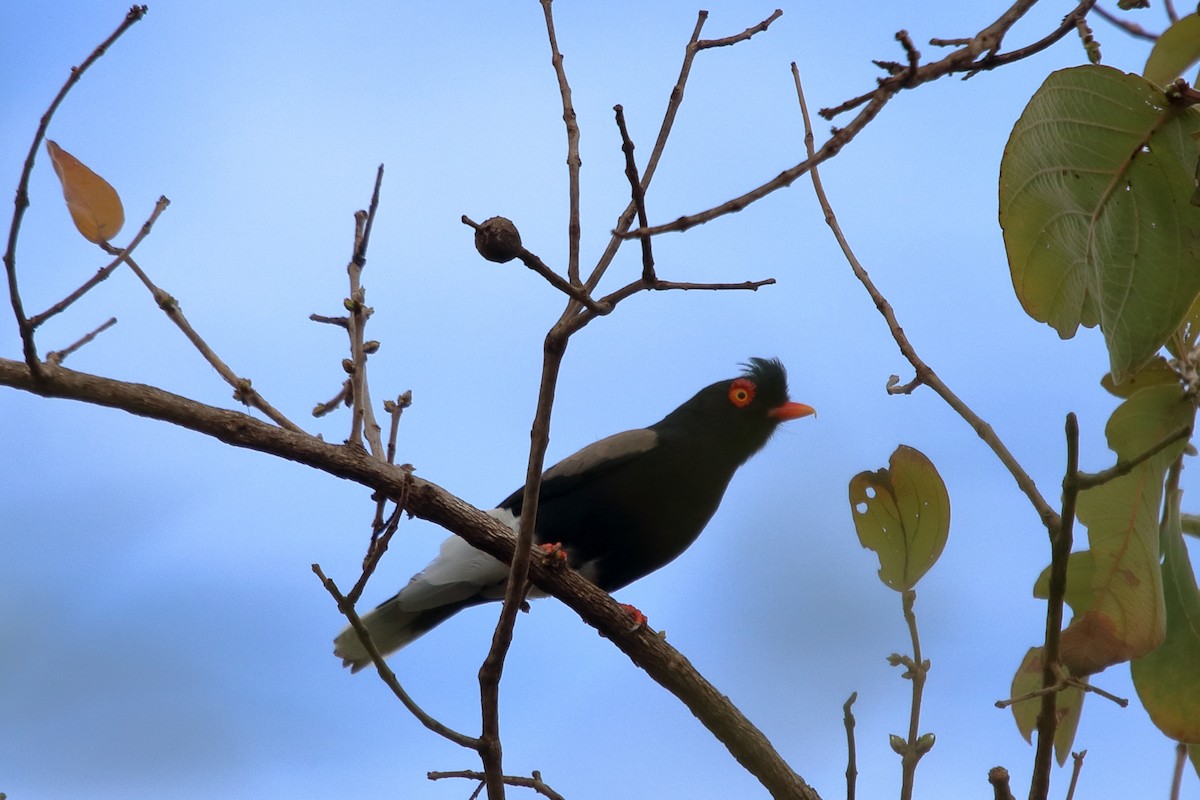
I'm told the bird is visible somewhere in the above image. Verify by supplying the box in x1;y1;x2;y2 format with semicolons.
334;357;813;671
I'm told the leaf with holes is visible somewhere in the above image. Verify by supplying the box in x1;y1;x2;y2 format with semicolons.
46;140;125;244
849;445;949;592
999;65;1200;382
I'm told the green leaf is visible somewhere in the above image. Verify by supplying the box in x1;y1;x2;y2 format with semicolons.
1061;384;1194;675
1009;646;1085;765
848;445;950;592
1131;487;1200;742
1145;15;1200;88
1100;356;1180;398
1033;550;1098;615
999;65;1200;382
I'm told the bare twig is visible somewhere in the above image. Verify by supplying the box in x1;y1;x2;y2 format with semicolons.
1171;742;1187;800
45;317;117;365
1029;412;1079;800
349;468;412;606
312;564;479;749
843;692;858;800
696;9;782;49
619;0;1096;241
429;769;567;800
1065;750;1087;800
613;105;655;284
1075;424;1192;490
29;195;170;329
477;329;567;800
539;0;582;286
345;165;387;455
1092;5;1159;41
312;380;351;417
895;590;931;800
586;8;781;295
110;250;302;432
792;62;1059;530
1165;0;1180;24
988;766;1016;800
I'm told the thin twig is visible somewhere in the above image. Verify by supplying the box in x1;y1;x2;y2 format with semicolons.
596;277;774;309
429;770;567;800
112;251;302;431
1171;742;1187;800
1065;750;1087;800
585;8;781;296
1076;424;1192;489
792;62;1059;530
619;0;1095;240
312;380;351;417
1092;5;1160;41
4;5;148;374
477;329;567;800
897;590;931;800
312;564;480;748
843;692;858;800
988;766;1016;800
539;0;582;286
29;195;170;329
613;105;655;284
696;8;783;49
1030;413;1080;800
45;317;117;364
345;166;387;456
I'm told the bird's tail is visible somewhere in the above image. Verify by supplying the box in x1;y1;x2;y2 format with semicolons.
333;594;487;673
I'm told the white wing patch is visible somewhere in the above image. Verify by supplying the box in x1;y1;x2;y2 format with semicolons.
395;508;518;611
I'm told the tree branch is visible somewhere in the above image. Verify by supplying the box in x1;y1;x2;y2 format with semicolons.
0;355;819;800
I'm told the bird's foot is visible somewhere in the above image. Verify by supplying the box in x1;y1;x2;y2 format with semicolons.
538;541;568;566
620;603;648;631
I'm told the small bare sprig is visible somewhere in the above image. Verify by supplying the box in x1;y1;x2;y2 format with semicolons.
843;692;859;800
345;165;387;455
46;317;117;365
988;766;1016;800
428;769;567;800
1065;750;1087;800
313;564;479;748
108;246;302;432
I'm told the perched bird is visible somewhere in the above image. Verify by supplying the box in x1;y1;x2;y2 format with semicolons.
334;357;813;671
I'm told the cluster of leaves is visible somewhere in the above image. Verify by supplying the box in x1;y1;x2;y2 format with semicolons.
997;14;1200;770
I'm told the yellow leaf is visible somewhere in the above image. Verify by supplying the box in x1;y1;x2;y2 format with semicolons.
46;140;124;244
848;445;950;592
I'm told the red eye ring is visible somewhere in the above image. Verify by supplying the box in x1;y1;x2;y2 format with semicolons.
728;378;755;408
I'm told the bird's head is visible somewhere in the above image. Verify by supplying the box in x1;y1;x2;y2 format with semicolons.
653;358;814;462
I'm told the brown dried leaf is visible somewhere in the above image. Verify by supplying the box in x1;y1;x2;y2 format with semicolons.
46;140;125;243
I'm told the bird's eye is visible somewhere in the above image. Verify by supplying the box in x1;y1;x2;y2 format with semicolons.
728;378;756;408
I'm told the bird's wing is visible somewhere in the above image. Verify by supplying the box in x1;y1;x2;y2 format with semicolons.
394;509;517;611
500;428;659;510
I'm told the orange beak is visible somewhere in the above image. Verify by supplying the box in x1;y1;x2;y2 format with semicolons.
769;401;816;421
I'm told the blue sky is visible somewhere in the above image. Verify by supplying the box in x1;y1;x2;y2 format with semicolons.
3;1;1197;798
